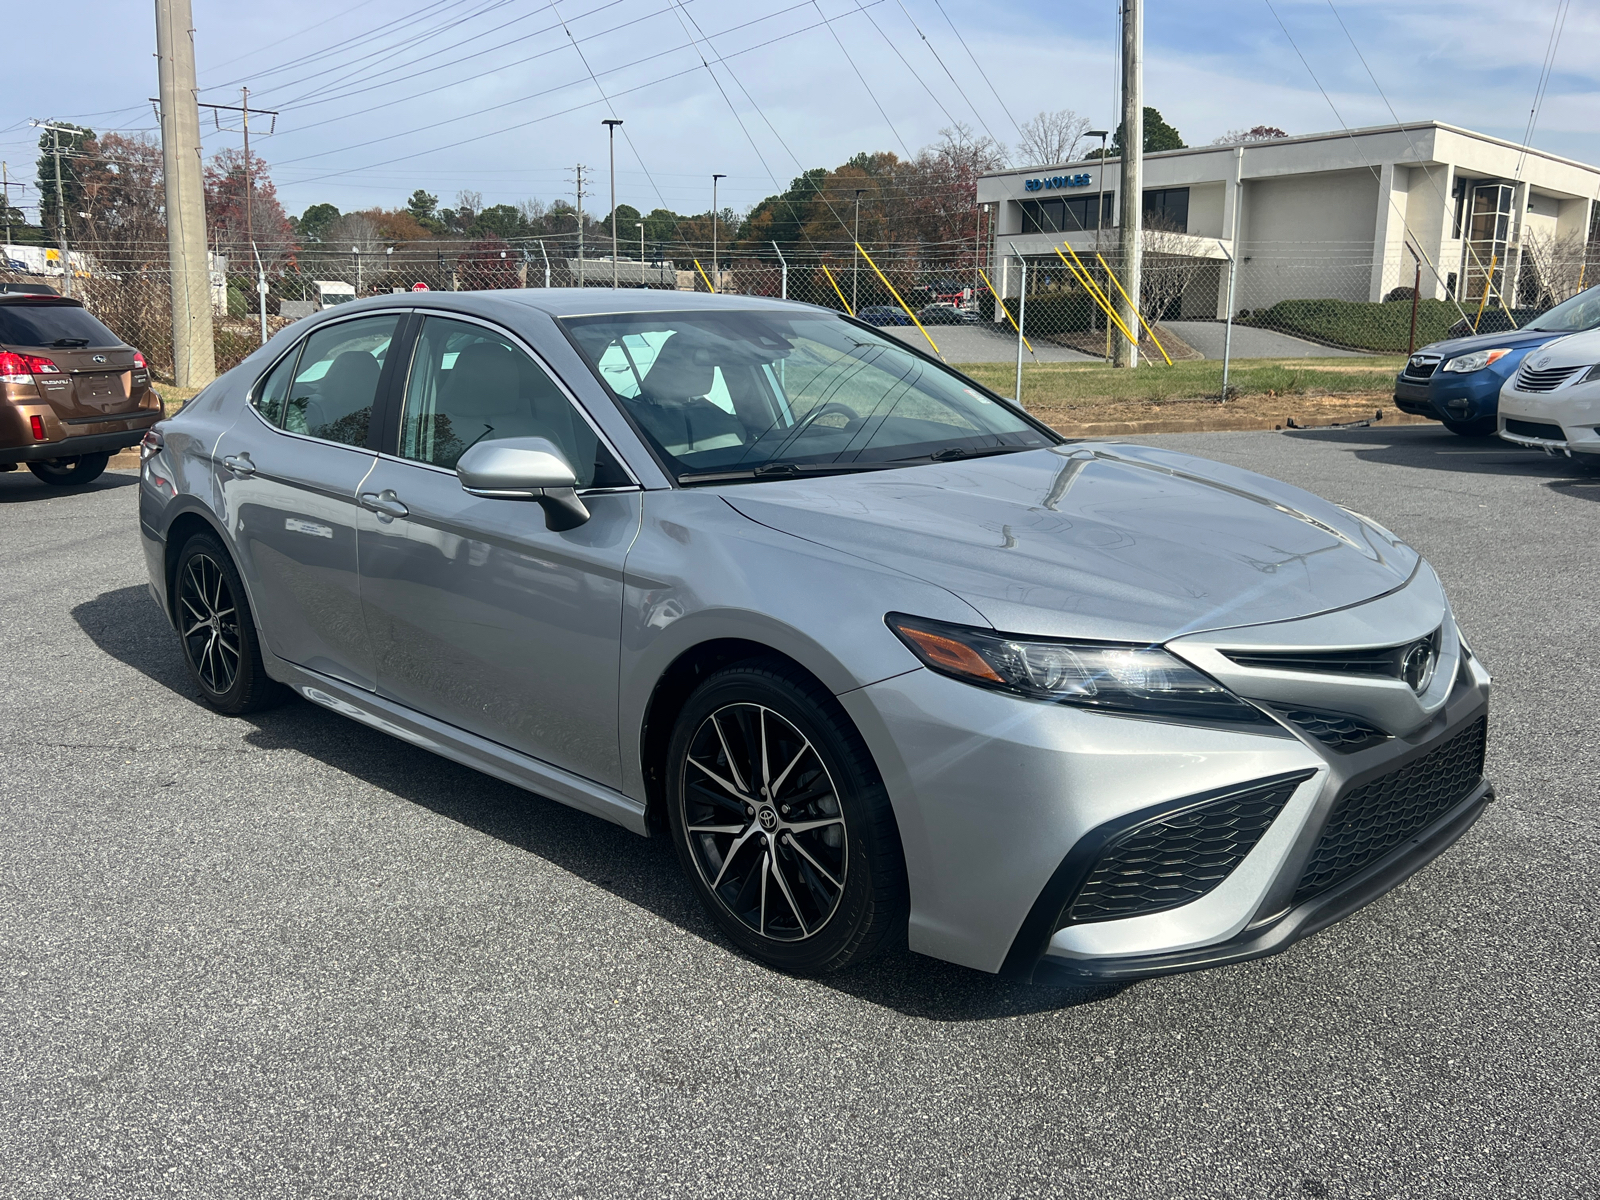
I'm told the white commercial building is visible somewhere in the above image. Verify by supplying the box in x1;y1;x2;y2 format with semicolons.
976;122;1600;321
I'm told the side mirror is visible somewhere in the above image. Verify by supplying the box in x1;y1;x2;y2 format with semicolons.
456;437;590;530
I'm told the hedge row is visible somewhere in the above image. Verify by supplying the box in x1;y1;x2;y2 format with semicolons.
1243;298;1543;352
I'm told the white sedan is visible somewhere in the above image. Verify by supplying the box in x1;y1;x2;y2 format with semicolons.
1497;325;1600;459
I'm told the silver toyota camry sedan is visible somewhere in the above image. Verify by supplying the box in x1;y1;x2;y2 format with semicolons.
137;290;1492;986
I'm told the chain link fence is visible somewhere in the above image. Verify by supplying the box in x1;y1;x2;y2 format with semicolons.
6;237;1592;381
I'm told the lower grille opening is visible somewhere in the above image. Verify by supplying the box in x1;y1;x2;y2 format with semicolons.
1504;418;1566;442
1064;774;1312;925
1293;716;1488;904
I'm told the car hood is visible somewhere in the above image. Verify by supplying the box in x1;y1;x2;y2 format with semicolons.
1416;325;1569;359
721;444;1420;643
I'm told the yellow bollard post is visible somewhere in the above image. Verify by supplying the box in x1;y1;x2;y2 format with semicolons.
855;242;941;358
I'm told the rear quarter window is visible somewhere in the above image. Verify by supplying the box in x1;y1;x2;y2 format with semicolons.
0;303;121;348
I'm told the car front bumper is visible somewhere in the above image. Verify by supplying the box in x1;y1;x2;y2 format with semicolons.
1497;385;1600;457
1393;369;1511;422
840;613;1492;982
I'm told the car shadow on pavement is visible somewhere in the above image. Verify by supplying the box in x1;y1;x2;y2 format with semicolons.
73;584;1114;1021
0;469;138;503
1283;424;1600;496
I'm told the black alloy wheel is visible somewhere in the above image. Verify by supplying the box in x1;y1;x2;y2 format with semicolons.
28;452;110;487
172;533;287;714
666;660;906;975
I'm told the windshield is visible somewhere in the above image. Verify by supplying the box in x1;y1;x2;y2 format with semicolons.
562;309;1052;481
1528;285;1600;332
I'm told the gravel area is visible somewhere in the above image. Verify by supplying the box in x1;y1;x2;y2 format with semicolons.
0;429;1595;1199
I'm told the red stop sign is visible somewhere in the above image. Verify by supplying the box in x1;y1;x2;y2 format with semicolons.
412;281;430;291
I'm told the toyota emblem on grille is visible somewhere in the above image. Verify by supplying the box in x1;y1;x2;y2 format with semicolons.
1401;639;1438;695
92;354;107;363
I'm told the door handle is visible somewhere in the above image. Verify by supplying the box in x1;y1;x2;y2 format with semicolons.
222;453;255;477
359;489;409;519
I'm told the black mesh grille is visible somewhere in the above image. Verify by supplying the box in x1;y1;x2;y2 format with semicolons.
1065;775;1309;924
1276;708;1391;752
1504;418;1565;441
1403;357;1439;379
1294;716;1487;904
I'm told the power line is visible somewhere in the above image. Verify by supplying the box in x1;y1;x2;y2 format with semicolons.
808;0;911;158
1267;0;1472;322
274;11;857;189
1514;0;1572;181
888;0;1004;150
926;0;1023;139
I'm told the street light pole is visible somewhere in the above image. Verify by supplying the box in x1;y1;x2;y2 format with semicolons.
602;118;622;289
711;173;725;293
351;245;361;294
1087;129;1109;350
853;189;864;311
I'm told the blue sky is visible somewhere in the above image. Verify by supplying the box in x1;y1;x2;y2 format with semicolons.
0;0;1594;222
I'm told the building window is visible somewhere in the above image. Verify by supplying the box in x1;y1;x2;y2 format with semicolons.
1142;187;1189;233
1019;193;1114;234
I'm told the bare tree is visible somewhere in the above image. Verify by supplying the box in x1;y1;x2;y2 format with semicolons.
516;197;547;227
1015;109;1091;167
1519;229;1587;306
1140;217;1210;322
1212;125;1289;145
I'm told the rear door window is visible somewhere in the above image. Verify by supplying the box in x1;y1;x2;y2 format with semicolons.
281;314;399;447
251;345;303;428
0;303;121;348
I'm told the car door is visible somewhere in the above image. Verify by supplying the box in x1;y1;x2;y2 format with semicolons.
356;313;641;788
214;311;407;690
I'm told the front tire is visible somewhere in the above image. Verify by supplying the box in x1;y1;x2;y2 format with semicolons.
665;660;907;975
172;533;287;714
1441;415;1496;437
29;452;109;486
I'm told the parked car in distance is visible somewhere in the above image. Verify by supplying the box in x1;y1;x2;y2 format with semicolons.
1497;324;1600;460
0;293;161;486
139;289;1492;987
854;305;911;327
1393;285;1600;436
916;302;979;326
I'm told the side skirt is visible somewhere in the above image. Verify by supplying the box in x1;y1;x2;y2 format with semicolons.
271;658;650;836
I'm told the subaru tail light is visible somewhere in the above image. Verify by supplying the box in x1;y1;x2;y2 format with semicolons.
0;351;61;383
133;350;147;370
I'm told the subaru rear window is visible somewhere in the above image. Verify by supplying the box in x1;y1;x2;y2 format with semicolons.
0;303;121;348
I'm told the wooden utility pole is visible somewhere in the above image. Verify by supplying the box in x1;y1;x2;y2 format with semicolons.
155;0;216;386
1114;0;1143;368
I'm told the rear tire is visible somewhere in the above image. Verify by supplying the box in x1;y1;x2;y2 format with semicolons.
172;532;288;715
1441;416;1496;437
665;659;907;976
29;452;110;486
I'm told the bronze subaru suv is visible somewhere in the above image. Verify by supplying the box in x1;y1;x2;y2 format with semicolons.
0;290;162;486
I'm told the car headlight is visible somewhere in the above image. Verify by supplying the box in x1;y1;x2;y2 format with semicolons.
1442;348;1512;373
1582;364;1600;383
886;614;1265;722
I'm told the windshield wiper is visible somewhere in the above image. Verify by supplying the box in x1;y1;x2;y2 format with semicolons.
51;338;90;347
678;461;905;485
896;444;1035;465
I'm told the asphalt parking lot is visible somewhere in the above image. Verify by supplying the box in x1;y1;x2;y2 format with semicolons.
2;424;1596;1199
